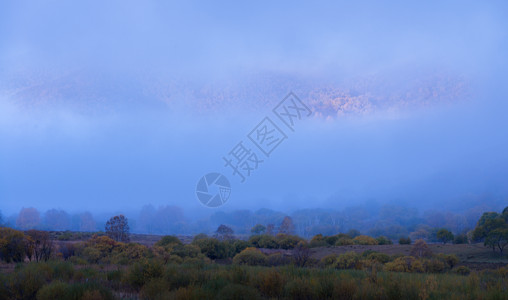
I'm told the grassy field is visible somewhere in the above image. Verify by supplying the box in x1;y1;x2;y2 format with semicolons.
0;260;507;300
1;230;507;299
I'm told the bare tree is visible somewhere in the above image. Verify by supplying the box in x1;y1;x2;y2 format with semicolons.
26;230;53;262
410;239;432;258
105;215;130;242
293;241;310;267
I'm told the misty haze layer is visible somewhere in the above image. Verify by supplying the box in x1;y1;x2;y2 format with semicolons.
1;1;508;221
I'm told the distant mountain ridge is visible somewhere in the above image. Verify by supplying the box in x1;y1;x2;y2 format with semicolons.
0;69;469;117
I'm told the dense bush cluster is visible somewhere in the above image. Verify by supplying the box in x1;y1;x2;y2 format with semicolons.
309;233;394;247
0;223;507;299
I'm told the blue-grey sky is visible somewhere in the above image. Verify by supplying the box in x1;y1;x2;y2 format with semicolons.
1;1;508;216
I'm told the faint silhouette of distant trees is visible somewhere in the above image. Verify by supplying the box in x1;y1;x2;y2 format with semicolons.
16;207;41;230
77;212;96;232
43;209;71;231
137;205;185;234
279;216;295;235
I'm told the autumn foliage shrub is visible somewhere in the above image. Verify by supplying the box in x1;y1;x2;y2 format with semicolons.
335;237;354;246
353;235;378;245
0;228;27;263
309;234;327;248
277;234;303;249
319;254;337;267
233;247;267;266
385;256;415;272
335;251;361;270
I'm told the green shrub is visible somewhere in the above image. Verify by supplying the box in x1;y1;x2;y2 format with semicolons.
112;243;150;265
249;235;279;249
72;267;98;282
124;260;164;290
182;256;210;266
335;252;361;269
332;277;358;299
56;231;73;241
193;238;233;259
164;267;198;290
106;269;123;290
436;254;459;269
425;258;446;273
309;234;327;248
155;235;182;248
217;283;261;300
232;240;250;254
0;273;8;300
455;266;471;275
36;281;70;300
284;278;319;300
399;237;411;245
453;234;468;244
66;282;114;300
233;248;267;266
192;233;208;242
319;254;337;267
277;235;302;250
49;261;75;280
325;235;339;245
9;263;47;300
366;252;390;264
168;256;183;264
255;269;284;298
335;237;354;246
171;244;200;259
140;278;170;300
68;256;88;265
376;236;393;245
